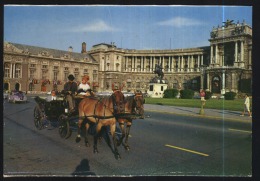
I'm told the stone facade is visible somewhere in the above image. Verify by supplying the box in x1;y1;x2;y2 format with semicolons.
3;20;252;94
3;42;99;93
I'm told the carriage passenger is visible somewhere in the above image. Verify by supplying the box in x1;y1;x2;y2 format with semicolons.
63;74;78;113
77;75;94;96
46;90;57;102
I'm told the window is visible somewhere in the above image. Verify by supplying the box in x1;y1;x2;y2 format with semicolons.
64;72;69;81
30;64;36;68
116;63;120;71
74;73;79;80
149;85;153;91
4;63;10;78
42;65;48;69
30;69;35;80
136;82;140;88
54;71;58;80
42;70;48;80
106;63;110;71
161;86;164;91
15;64;21;78
53;66;59;70
64;67;69;71
137;65;141;72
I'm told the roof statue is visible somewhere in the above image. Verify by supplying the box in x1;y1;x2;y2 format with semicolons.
223;19;234;28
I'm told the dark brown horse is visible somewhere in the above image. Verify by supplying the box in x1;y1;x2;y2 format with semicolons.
117;91;145;150
76;87;125;159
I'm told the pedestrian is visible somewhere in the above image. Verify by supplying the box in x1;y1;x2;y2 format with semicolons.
200;89;206;106
200;89;206;100
63;74;78;113
240;94;252;117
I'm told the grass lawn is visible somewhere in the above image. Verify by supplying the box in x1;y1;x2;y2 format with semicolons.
144;98;249;112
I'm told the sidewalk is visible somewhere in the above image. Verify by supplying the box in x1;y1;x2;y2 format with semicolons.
144;104;252;122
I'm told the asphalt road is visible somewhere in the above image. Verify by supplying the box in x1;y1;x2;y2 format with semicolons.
3;96;252;177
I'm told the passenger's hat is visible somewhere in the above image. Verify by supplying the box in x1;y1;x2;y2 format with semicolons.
68;74;75;81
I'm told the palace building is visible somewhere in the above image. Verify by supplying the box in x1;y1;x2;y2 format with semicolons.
3;20;252;95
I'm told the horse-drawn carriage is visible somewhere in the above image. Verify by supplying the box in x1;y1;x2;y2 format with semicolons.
33;94;83;138
33;89;145;159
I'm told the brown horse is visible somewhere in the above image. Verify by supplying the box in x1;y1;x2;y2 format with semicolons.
76;89;125;159
117;91;145;150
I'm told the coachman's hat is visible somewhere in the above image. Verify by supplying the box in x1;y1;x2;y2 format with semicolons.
68;74;75;81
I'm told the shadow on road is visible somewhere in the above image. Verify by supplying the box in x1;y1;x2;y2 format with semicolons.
71;159;96;176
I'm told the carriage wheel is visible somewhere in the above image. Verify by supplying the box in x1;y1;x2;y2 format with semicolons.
34;106;44;130
58;114;71;139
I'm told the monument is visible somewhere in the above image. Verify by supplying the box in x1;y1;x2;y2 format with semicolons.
147;64;168;98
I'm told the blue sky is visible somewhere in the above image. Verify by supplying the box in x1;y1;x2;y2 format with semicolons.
4;5;252;52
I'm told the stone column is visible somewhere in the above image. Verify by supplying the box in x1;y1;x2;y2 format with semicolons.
241;41;244;62
235;41;238;62
144;56;147;72
153;56;156;72
187;56;190;72
13;63;16;78
198;55;200;72
178;56;181;72
221;70;226;94
162;56;165;70
132;57;134;72
201;55;204;65
10;63;13;78
215;44;218;65
210;45;213;64
125;56;128;72
191;55;194;72
181;56;184;72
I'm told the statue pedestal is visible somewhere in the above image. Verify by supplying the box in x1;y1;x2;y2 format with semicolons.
147;76;168;98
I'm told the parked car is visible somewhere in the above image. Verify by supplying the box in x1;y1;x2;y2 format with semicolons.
8;91;28;103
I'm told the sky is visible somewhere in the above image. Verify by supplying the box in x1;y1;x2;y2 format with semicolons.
4;5;252;52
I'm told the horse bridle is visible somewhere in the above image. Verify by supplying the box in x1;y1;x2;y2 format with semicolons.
134;94;144;113
111;90;125;114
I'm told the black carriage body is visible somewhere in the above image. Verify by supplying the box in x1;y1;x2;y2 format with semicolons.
34;96;68;120
33;96;84;138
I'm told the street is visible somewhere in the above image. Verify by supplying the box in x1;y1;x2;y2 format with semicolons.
3;96;252;177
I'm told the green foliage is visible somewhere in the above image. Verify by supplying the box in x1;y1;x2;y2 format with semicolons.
163;89;179;98
180;89;194;99
224;91;237;100
205;91;212;100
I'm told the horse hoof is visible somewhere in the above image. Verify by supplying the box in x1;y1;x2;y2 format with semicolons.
93;149;98;154
85;142;90;147
75;137;81;143
116;154;121;160
124;146;130;151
